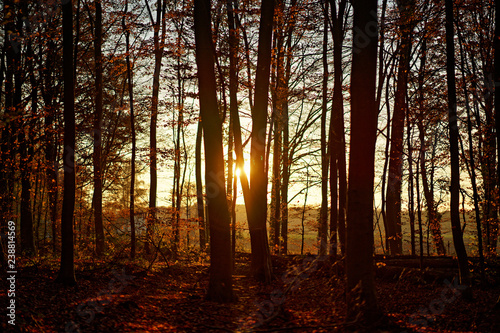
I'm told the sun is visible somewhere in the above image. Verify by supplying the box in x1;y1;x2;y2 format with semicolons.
234;161;250;178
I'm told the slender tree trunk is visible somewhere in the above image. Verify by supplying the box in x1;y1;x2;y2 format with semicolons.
416;152;424;267
196;122;205;252
330;0;347;257
385;0;413;256
146;0;164;255
56;0;77;286
172;53;184;257
416;35;446;255
232;170;237;266
270;0;285;254
445;0;471;291
41;23;59;254
226;0;239;261
418;123;446;255
0;0;15;230
278;0;296;256
19;4;35;257
346;0;379;322
301;166;310;256
93;0;105;257
20;126;35;258
407;117;416;256
194;0;235;302
494;0;500;256
123;0;136;259
319;0;330;257
456;28;485;278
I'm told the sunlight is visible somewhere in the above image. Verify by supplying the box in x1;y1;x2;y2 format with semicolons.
234;161;250;178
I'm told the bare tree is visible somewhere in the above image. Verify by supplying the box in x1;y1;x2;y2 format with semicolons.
346;0;379;322
248;0;275;283
56;0;77;286
123;0;136;259
444;0;471;294
93;0;105;257
194;0;235;302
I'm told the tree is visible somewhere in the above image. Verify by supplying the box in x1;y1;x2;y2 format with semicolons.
226;0;239;258
328;0;347;257
415;29;446;255
123;0;136;259
1;0;16;247
194;0;235;302
319;0;330;257
195;121;205;252
346;0;379;322
145;0;165;255
56;0;77;286
385;0;415;256
248;0;275;283
444;0;471;292
93;0;105;257
494;0;500;254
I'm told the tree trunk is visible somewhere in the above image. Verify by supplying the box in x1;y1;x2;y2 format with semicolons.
0;0;15;229
329;0;347;257
444;0;471;291
385;0;413;256
123;0;136;259
196;122;205;252
415;35;446;256
56;0;77;286
495;0;500;227
346;0;379;322
226;0;239;260
319;0;329;257
18;3;35;257
146;0;164;255
457;31;485;279
270;0;286;254
407;116;416;256
194;0;235;302
248;0;275;283
278;0;297;256
418;122;446;255
93;0;105;257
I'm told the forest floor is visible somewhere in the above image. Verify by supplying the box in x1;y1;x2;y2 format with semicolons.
2;253;500;332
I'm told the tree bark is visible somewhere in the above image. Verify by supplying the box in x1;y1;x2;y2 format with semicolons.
493;0;500;256
444;0;471;291
123;0;136;259
93;0;105;257
226;0;239;259
56;0;77;286
329;0;347;257
346;0;379;322
385;0;414;256
146;0;165;255
196;121;205;252
194;0;235;302
248;0;275;283
319;0;330;257
457;29;485;279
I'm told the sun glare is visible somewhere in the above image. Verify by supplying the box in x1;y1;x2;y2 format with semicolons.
234;162;250;178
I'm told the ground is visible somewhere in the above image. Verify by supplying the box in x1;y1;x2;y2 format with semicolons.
1;253;500;332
